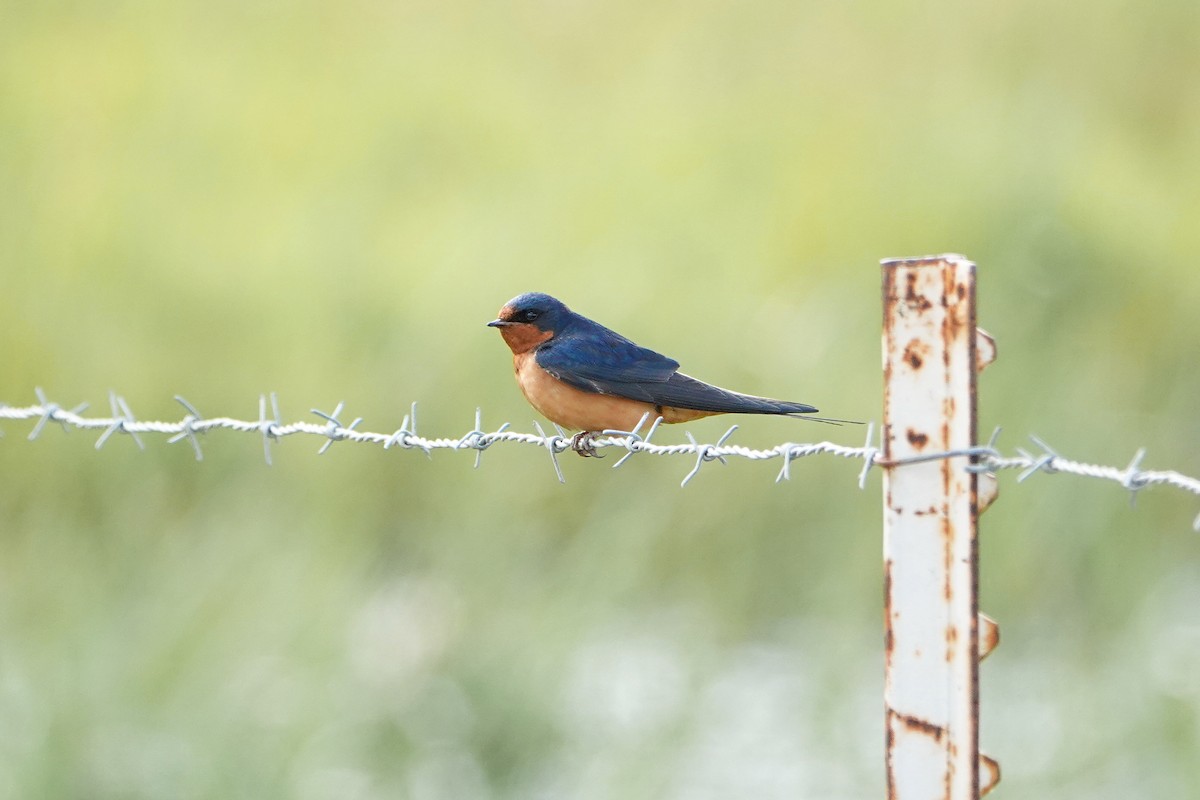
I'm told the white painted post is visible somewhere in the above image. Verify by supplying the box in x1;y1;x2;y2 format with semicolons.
881;255;1000;799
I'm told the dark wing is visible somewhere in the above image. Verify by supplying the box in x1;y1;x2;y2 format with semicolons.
534;325;680;400
536;326;818;415
638;372;819;415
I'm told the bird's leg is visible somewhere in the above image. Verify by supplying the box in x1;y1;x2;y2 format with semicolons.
570;431;604;458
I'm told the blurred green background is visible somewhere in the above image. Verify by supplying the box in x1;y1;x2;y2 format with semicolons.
2;1;1199;797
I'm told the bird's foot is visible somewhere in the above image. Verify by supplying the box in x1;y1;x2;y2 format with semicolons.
570;431;605;458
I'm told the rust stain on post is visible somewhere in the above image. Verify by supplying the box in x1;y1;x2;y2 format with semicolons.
907;429;929;449
893;709;948;741
903;340;928;370
882;255;994;800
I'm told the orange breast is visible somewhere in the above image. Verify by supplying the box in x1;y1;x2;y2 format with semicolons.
512;353;657;431
511;353;719;430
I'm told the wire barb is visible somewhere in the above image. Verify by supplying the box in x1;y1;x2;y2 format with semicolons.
1016;434;1061;482
603;412;663;470
167;395;205;461
310;402;364;455
383;402;432;458
95;391;144;451
456;408;511;468
29;387;64;441
1121;448;1149;507
680;425;737;487
257;393;282;466
531;421;566;484
855;422;879;489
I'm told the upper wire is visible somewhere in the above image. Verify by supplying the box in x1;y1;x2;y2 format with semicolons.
2;391;1198;530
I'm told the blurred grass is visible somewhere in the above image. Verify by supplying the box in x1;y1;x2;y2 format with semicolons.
2;1;1199;797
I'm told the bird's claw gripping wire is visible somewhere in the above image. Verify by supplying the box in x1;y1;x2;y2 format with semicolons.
570;431;604;458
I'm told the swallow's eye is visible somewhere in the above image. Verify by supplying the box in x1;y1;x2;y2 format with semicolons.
521;309;540;322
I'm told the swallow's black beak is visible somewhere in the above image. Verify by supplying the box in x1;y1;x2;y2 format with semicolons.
487;319;513;328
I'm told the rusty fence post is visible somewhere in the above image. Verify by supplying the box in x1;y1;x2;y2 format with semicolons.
881;255;1000;799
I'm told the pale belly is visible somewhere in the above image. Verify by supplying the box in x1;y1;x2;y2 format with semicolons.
513;353;714;431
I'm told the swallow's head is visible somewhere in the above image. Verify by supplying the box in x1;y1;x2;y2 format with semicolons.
488;292;571;354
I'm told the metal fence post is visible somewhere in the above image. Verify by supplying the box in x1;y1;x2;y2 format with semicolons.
881;255;1000;799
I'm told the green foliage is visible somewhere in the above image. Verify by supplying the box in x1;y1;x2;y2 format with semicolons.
2;1;1198;797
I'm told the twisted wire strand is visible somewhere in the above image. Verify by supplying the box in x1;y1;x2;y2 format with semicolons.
2;391;1198;529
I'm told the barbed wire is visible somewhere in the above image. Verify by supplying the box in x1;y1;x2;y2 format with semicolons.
2;389;1198;530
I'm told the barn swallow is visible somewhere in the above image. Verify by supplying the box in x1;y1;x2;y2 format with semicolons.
488;292;850;456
